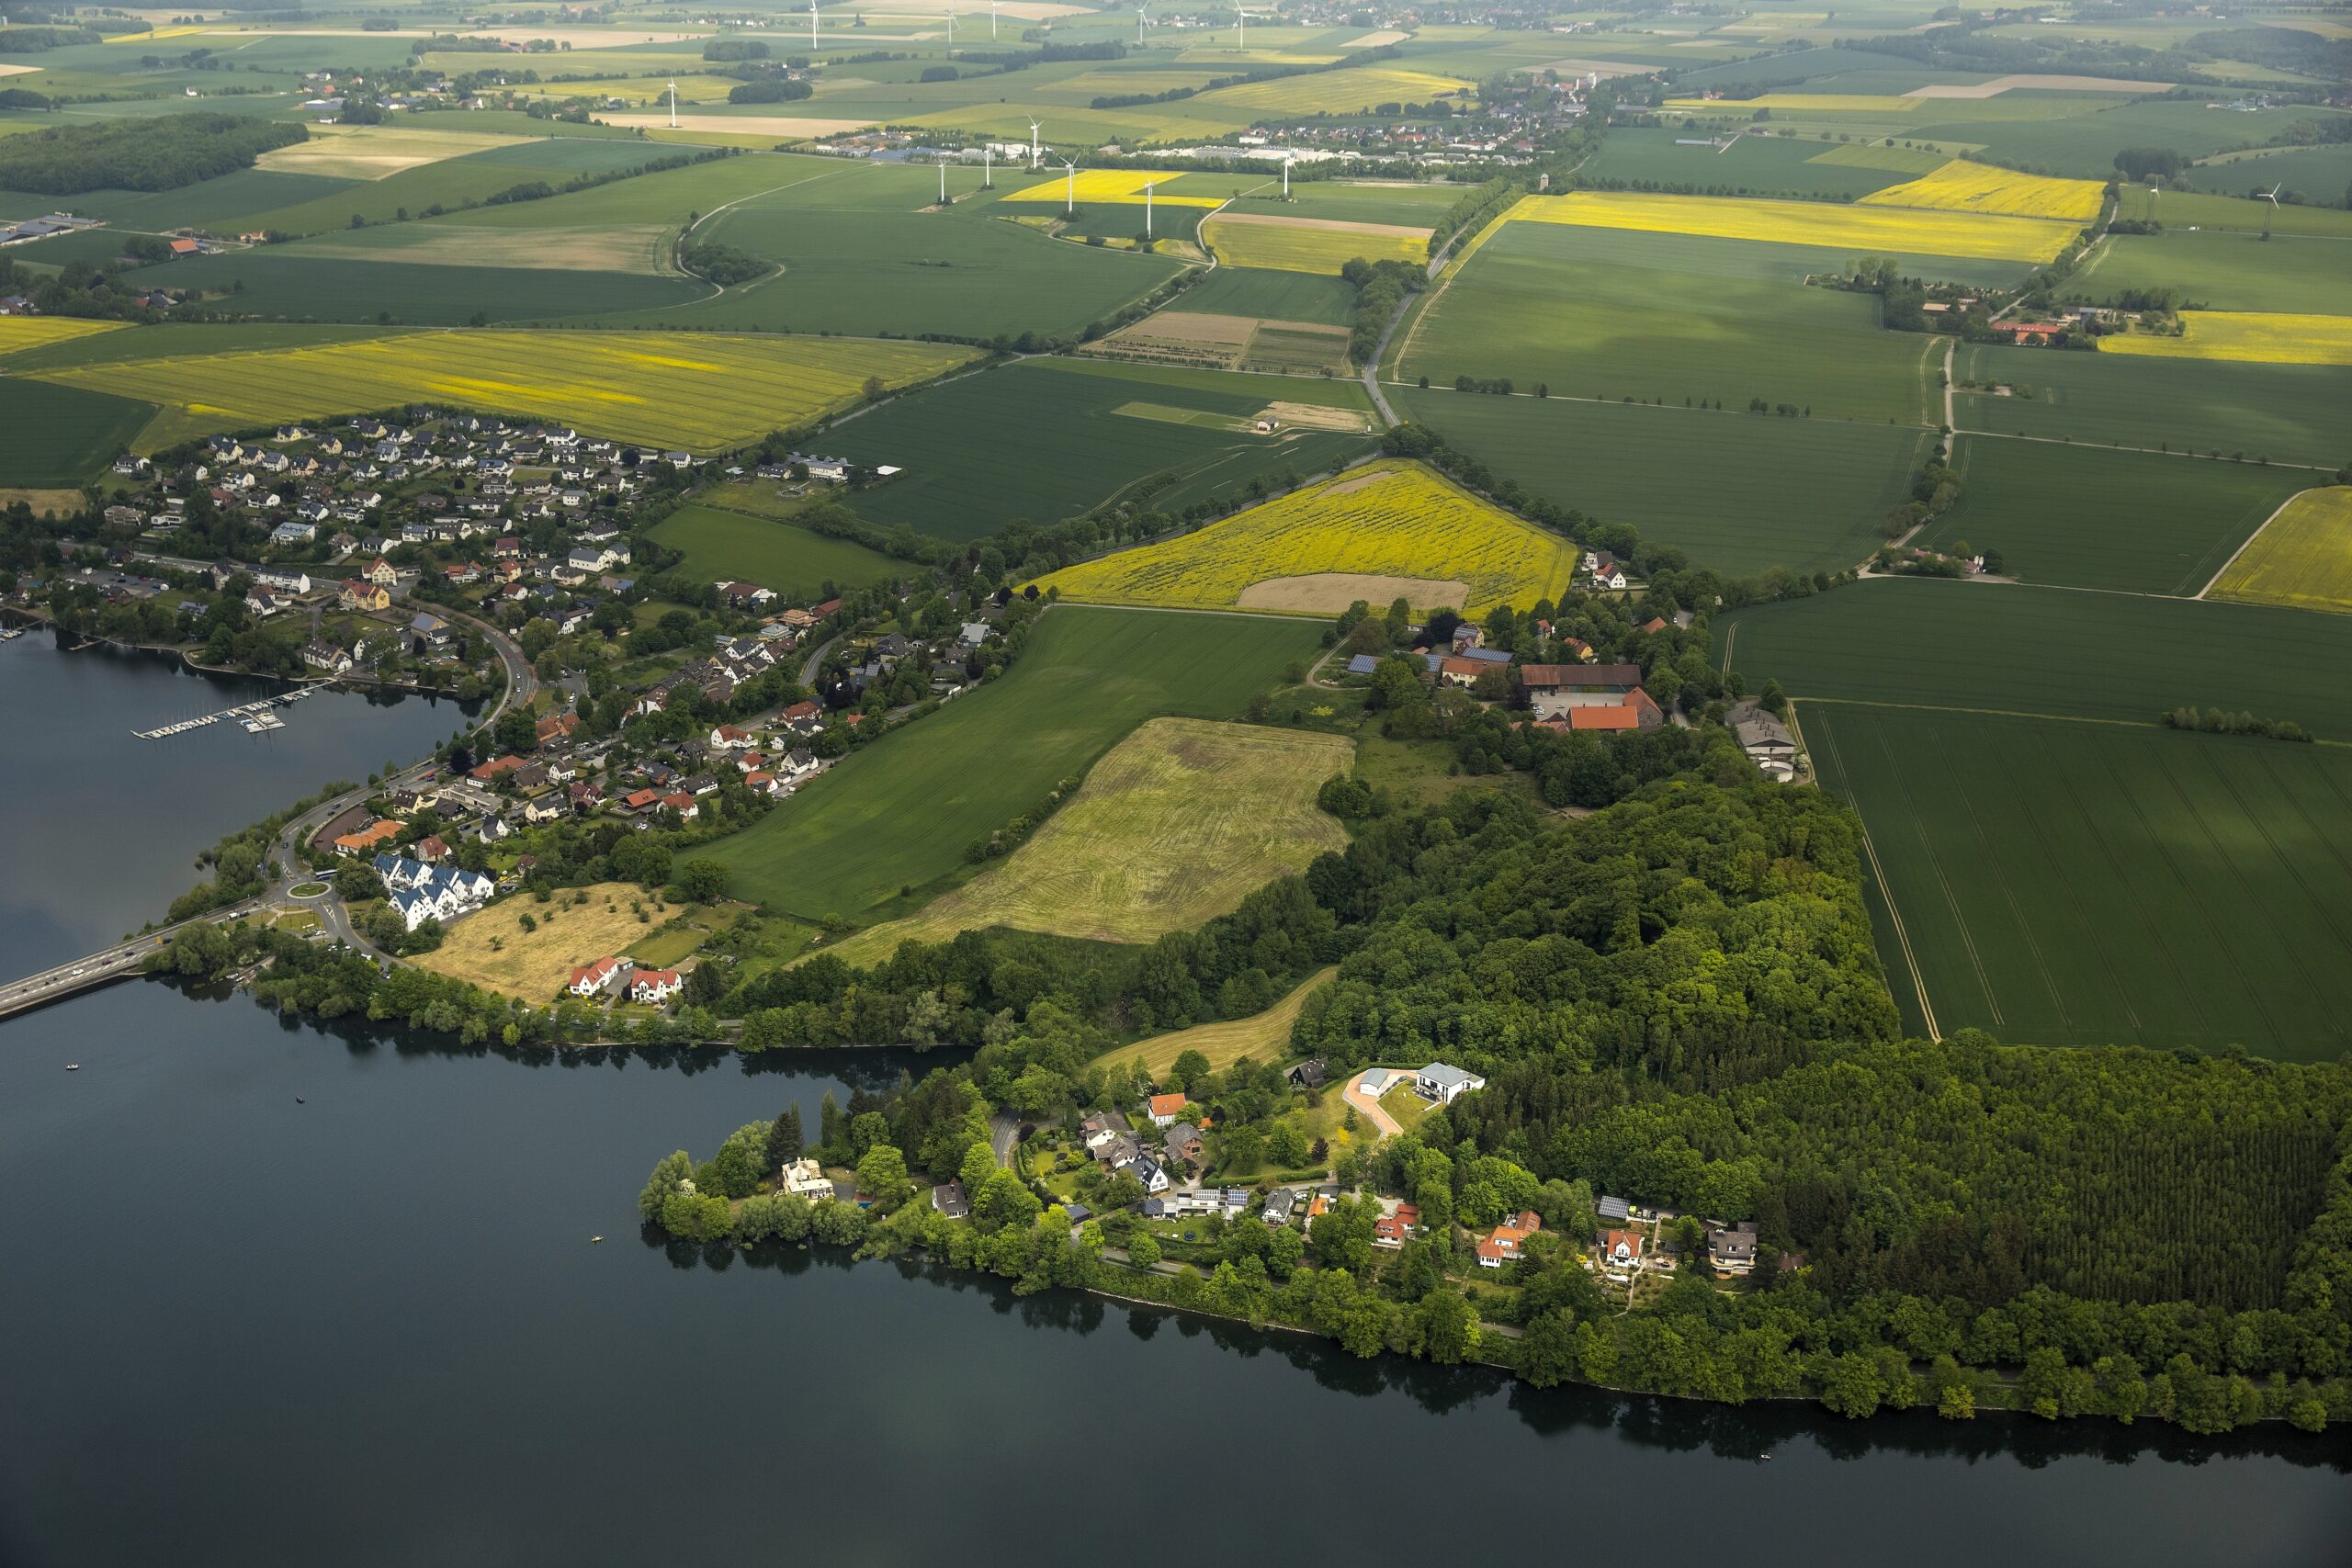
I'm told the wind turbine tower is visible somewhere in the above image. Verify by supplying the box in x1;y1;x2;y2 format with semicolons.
983;143;993;188
667;78;677;130
809;0;819;51
1062;157;1078;215
1237;6;1248;50
1282;151;1293;198
2259;183;2281;240
991;0;1000;40
938;157;948;205
1145;179;1154;239
1029;119;1042;170
945;8;955;45
1137;3;1149;44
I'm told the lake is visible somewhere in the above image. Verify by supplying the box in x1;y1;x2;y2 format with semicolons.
0;643;2346;1567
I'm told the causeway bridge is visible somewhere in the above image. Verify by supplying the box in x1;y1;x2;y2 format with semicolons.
0;903;262;1022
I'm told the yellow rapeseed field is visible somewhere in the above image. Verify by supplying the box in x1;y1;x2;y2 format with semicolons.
2098;311;2352;367
1859;160;2105;221
1201;214;1431;274
1001;169;1223;207
1500;190;2078;263
2209;487;2352;613
1030;458;1580;616
0;316;125;357
35;330;978;453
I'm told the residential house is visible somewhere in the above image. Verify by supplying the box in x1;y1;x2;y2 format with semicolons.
567;955;633;998
932;1179;971;1220
780;1156;834;1201
332;818;402;856
340;579;390;612
1414;1062;1486;1105
1707;1221;1760;1276
629;968;683;1006
1373;1202;1420;1249
1476;1210;1542;1269
1599;1228;1645;1276
1261;1189;1298;1225
1517;663;1645;718
1286;1057;1329;1089
1146;1092;1189;1128
300;640;354;674
364;557;398;588
1124;1155;1171;1196
1163;1123;1204;1167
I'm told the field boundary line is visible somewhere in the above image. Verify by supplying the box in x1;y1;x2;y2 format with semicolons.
1928;716;2065;1032
1376;379;1939;436
2182;739;2352;978
2195;487;2314;600
1789;694;2352;750
1962;427;2339;474
1870;716;2001;1027
1716;620;1738;682
1805;703;1938;1040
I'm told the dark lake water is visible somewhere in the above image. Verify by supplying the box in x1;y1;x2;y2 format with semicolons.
2;642;2347;1567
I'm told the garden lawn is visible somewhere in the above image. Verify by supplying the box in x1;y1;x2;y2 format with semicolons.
649;502;904;599
820;719;1349;963
1716;577;2352;739
1805;703;2352;1060
1395;387;1927;579
2207;487;2352;614
701;605;1323;920
1917;439;2312;595
1100;964;1338;1079
1032;458;1580;617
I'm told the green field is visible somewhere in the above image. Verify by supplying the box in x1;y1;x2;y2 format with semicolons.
1718;578;2352;738
1806;702;2352;1060
1906;101;2352;179
1917;439;2313;594
1170;265;1358;325
1395;386;1927;579
1229;179;1468;227
819;717;1350;964
2109;185;2352;241
701;605;1325;920
0;321;398;375
1400;221;1946;423
210;136;691;238
2070;231;2352;316
124;252;699;326
826;356;1376;544
1957;343;2352;468
2208;486;2352;615
1581;126;1920;199
648;502;906;598
0;378;152;487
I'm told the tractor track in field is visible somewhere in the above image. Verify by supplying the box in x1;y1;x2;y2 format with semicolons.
1806;705;1939;1041
1929;717;2069;1032
1869;716;2002;1029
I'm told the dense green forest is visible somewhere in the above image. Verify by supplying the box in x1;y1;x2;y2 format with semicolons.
0;115;305;194
645;747;2352;1431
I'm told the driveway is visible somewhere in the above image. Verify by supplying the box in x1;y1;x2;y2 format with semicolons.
1342;1070;1403;1139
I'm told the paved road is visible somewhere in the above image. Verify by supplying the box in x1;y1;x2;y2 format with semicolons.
0;900;264;1021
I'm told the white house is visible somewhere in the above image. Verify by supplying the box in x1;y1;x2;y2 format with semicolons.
1415;1062;1487;1105
629;968;682;1005
568;955;632;998
780;1156;834;1201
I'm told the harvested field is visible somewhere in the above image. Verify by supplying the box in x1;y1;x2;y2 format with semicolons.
2100;311;2352;367
254;125;515;181
413;883;731;1001
818;719;1351;964
1101;965;1338;1079
1237;573;1467;612
2207;487;2352;613
1242;324;1351;376
1032;457;1577;615
1258;399;1367;432
1091;311;1351;375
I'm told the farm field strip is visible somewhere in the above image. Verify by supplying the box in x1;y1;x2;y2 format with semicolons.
819;718;1351;964
0;316;124;356
1805;702;2352;1059
1031;458;1580;616
1857;159;2106;220
1001;169;1224;207
1201;212;1431;275
2205;487;2352;613
2099;311;2352;367
697;606;1325;920
1498;190;2081;263
31;329;978;454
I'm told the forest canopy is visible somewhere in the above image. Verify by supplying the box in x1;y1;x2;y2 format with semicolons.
0;114;306;194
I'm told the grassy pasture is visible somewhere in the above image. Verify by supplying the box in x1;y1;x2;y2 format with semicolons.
1394;387;1927;579
2070;231;2352;316
0;169;359;233
2207;487;2352;614
413;883;731;1002
824;356;1375;545
1402;221;1943;424
819;718;1350;964
648;502;905;598
0;378;152;487
1956;342;2352;467
1201;213;1430;274
1033;457;1579;616
1717;578;2352;738
37;329;977;455
1910;100;2352;179
702;606;1324;920
1919;439;2312;594
1805;702;2352;1060
1099;964;1338;1080
1502;189;2082;263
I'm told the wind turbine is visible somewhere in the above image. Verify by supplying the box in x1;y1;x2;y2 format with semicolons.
991;0;1000;40
1061;156;1078;215
1282;150;1293;198
938;156;949;205
667;78;677;130
983;142;993;188
809;0;819;51
944;7;954;45
2258;183;2280;240
1028;119;1042;170
1144;177;1154;239
1236;6;1249;49
1137;2;1149;44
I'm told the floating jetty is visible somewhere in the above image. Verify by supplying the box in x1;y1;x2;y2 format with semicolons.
134;685;315;740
